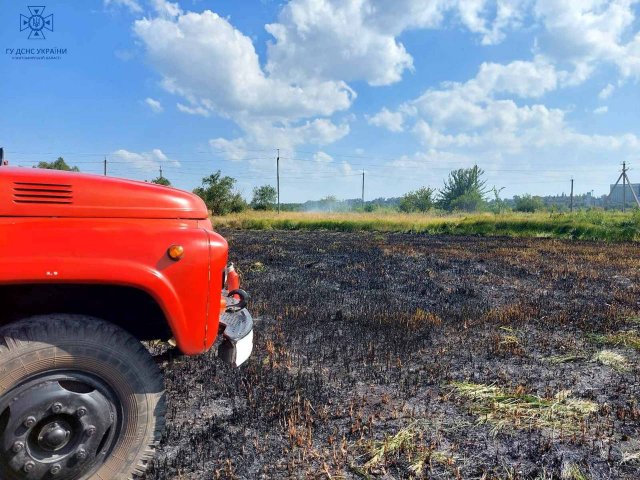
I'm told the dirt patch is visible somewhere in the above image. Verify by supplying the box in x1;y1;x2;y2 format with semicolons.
142;231;640;479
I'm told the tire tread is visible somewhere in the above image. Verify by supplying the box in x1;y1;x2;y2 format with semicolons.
0;314;166;480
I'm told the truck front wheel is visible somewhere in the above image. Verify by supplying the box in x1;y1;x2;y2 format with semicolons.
0;315;165;480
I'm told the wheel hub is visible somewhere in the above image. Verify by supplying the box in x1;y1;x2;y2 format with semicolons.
0;372;120;480
37;421;71;452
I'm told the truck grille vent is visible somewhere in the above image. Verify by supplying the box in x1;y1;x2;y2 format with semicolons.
13;182;73;204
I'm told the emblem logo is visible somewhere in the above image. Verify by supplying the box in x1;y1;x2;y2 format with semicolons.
20;6;54;40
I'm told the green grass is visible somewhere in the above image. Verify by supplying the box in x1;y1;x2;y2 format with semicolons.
588;330;640;351
213;210;640;241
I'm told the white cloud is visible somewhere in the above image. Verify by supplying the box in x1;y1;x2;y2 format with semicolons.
474;56;559;98
534;1;640;80
264;0;531;87
112;148;179;171
128;0;640;197
237;118;350;152
104;0;142;13
266;0;413;87
403;58;567;147
594;106;609;114
176;103;209;117
384;55;640;166
340;161;353;175
209;138;248;162
144;97;163;113
314;151;333;163
207;118;350;163
599;83;616;99
134;5;357;158
367;108;405;132
134;10;354;121
389;149;474;171
151;0;182;17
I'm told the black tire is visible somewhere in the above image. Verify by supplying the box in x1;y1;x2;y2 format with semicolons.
0;315;165;480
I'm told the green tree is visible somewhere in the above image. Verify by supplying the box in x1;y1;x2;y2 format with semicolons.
193;171;247;215
399;187;435;212
514;194;545;213
488;186;509;214
151;176;171;186
37;157;79;172
250;185;277;210
438;165;488;211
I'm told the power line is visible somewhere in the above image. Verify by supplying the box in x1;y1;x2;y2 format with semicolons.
6;146;632;205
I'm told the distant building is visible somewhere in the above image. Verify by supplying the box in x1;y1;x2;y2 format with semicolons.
609;183;640;204
536;191;602;210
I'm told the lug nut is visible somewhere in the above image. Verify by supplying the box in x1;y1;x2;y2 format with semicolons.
23;416;37;428
50;464;61;475
76;407;87;418
23;461;35;472
12;441;24;453
77;449;87;461
51;402;63;413
86;426;96;437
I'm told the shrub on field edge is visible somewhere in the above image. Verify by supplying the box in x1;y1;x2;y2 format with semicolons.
514;194;545;212
399;187;435;213
194;171;248;215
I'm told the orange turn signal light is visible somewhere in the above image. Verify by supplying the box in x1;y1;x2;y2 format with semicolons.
167;245;184;261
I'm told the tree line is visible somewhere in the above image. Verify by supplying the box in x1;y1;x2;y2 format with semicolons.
33;158;605;215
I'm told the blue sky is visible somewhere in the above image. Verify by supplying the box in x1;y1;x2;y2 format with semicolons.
2;0;640;202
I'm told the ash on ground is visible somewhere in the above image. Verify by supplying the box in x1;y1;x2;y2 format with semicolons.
142;231;640;479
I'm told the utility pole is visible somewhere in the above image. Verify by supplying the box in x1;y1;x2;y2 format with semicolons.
361;169;365;207
607;161;640;210
103;156;107;176
570;178;574;212
623;162;640;209
276;149;280;214
623;161;627;212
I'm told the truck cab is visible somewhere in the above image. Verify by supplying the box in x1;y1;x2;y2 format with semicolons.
0;166;253;479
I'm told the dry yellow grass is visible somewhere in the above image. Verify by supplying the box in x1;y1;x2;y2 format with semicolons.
212;210;640;241
452;383;598;435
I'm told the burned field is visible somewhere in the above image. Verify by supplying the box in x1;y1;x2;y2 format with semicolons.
143;231;640;479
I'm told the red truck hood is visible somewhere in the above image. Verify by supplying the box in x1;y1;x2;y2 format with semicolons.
0;167;209;219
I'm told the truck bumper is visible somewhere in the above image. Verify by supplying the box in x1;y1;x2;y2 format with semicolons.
218;307;253;367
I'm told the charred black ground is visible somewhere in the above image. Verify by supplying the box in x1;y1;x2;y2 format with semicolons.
142;231;640;479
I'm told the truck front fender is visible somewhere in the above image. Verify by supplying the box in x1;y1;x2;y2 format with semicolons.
0;218;212;354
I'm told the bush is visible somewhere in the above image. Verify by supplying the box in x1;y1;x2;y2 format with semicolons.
449;191;486;212
193;171;247;215
37;157;79;172
514;194;545;213
151;176;171;186
399;187;435;212
438;166;488;212
251;185;277;211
